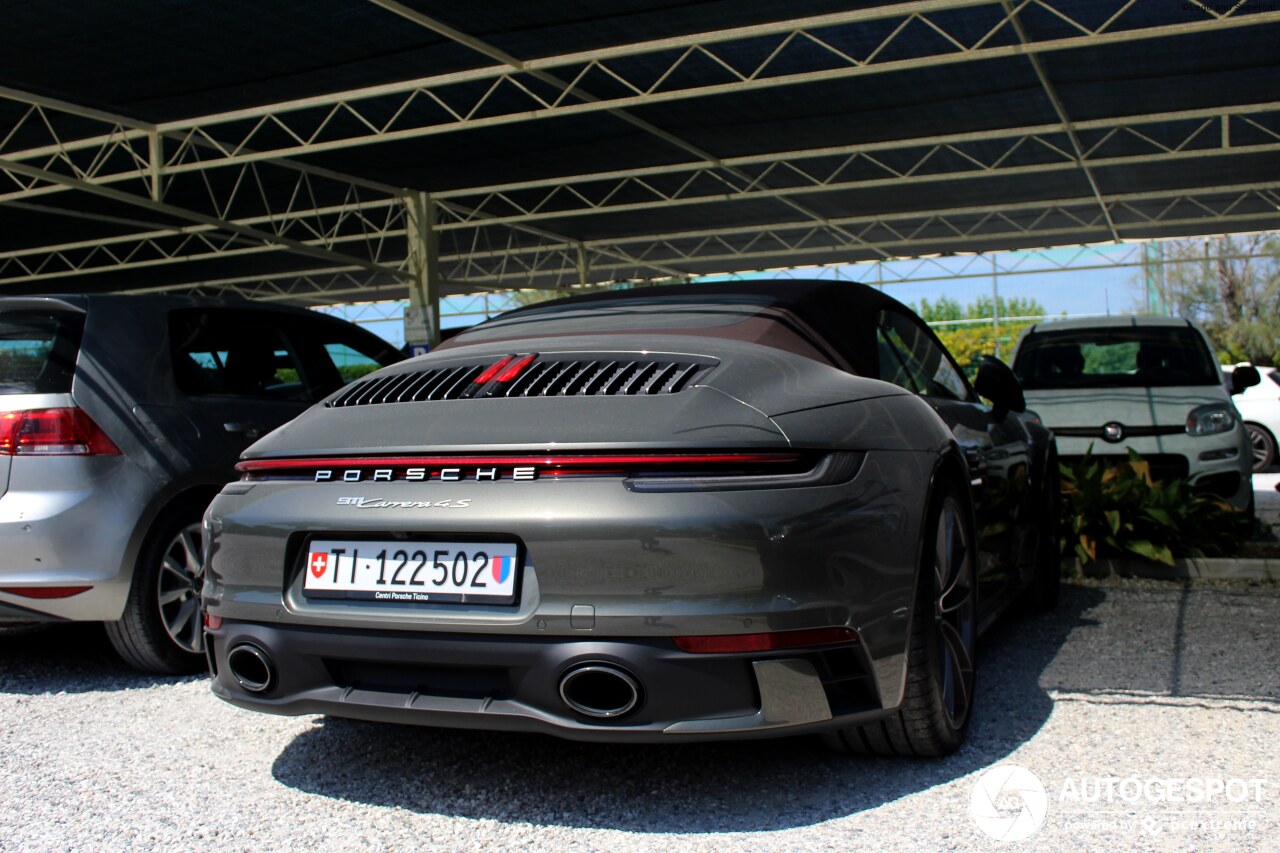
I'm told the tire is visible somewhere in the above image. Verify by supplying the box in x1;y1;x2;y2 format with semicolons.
1022;450;1061;613
824;484;977;757
105;509;207;675
1245;423;1276;472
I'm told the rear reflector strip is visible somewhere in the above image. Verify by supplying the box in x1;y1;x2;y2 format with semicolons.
672;627;859;654
236;452;807;480
0;586;93;599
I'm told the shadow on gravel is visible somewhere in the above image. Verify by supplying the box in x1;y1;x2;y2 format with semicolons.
0;623;199;694
269;586;1106;833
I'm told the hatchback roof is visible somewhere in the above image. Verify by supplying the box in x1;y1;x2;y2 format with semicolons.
0;292;322;317
1023;314;1193;334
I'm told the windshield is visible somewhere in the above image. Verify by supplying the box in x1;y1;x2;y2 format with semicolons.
1013;325;1219;389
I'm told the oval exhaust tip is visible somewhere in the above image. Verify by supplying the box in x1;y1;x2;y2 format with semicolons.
559;664;641;719
226;643;275;694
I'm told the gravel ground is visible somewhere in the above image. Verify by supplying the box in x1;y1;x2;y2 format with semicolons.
2;580;1278;852
1255;472;1280;536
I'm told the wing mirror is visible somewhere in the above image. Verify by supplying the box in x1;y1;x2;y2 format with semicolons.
974;355;1026;421
1229;363;1260;395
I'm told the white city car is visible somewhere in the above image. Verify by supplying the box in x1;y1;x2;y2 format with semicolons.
1010;315;1257;513
1224;364;1280;471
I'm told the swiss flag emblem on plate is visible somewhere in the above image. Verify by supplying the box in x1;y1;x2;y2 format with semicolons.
308;552;329;579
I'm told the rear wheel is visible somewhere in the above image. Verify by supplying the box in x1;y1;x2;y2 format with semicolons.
106;511;206;674
824;486;976;757
1245;423;1276;471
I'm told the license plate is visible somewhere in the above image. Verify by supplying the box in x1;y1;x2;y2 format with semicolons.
302;539;519;604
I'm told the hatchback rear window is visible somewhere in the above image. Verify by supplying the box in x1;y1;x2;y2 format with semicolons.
0;311;82;395
1013;326;1219;389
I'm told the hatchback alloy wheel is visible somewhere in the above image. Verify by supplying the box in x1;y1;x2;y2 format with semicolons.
156;522;205;654
1246;423;1276;471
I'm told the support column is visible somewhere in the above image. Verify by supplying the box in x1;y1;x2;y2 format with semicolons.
990;254;1001;359
576;241;589;285
148;131;164;202
404;191;441;349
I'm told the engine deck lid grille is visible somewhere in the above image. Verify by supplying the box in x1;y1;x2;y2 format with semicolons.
328;354;712;408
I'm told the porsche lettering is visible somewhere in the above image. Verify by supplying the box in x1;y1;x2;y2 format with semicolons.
315;466;537;483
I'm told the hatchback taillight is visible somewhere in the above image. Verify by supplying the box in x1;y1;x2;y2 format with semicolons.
0;408;121;456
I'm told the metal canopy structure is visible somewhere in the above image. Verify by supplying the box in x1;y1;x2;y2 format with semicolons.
2;1;1279;339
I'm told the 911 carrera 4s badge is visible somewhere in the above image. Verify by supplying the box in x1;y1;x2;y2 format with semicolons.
336;496;472;508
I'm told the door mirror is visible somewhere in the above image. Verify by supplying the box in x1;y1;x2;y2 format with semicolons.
974;355;1026;421
1229;364;1260;395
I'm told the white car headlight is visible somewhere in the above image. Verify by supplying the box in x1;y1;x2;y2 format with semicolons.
1185;404;1235;436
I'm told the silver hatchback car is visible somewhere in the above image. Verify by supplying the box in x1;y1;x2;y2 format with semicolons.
0;295;401;672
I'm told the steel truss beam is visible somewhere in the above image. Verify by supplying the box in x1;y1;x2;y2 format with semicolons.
0;199;407;285
430;104;1280;229
1003;0;1119;242
0;155;408;278
0;86;414;279
1;2;1277;303
114;183;1280;299
433;181;1280;281
9;100;1277;286
714;243;1280;288
0;89;679;286
370;0;892;261
3;1;1276;186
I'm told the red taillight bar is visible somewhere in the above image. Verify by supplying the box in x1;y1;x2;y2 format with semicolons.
673;626;859;654
236;452;801;474
1;586;93;599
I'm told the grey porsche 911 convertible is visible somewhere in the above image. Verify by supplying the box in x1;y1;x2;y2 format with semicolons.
202;280;1059;756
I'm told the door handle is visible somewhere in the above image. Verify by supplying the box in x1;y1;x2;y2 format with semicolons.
223;422;263;440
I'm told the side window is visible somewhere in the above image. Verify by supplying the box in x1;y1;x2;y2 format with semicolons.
877;310;969;401
170;310;312;402
322;342;384;384
289;318;401;401
876;327;920;392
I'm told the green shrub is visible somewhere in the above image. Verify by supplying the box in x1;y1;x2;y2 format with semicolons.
1060;448;1248;566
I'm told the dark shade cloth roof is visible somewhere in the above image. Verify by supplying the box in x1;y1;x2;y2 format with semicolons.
0;1;1277;301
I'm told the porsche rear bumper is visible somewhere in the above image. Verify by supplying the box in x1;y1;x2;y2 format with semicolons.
206;619;893;742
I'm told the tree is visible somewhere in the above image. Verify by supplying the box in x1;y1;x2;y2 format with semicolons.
915;294;1046;325
913;294;1047;375
1146;233;1280;366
